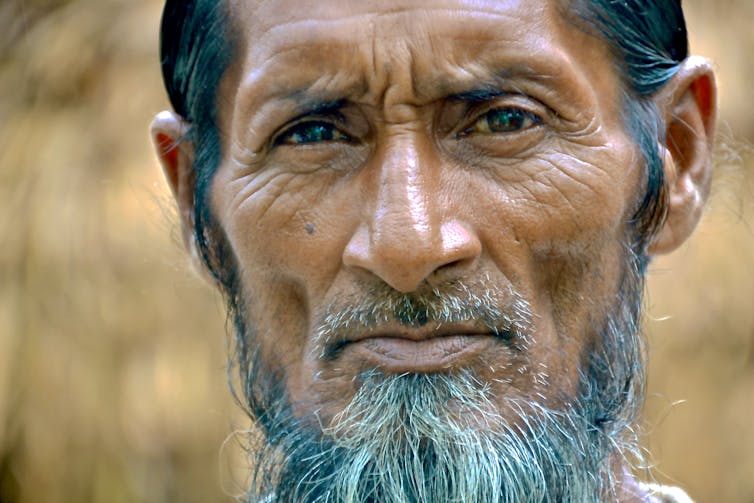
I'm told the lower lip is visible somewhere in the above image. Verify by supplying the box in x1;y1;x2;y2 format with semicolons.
342;335;497;373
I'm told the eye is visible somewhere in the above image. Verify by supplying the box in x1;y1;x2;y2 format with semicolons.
274;120;351;146
461;108;541;137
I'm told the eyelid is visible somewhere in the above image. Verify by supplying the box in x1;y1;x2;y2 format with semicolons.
471;92;546;117
271;115;352;147
267;99;349;145
454;94;548;137
455;110;542;140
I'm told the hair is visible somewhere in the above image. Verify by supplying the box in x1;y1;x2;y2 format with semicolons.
158;0;686;423
159;0;236;288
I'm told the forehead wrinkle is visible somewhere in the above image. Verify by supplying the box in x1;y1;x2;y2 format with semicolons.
258;70;368;112
231;41;368;136
230;0;611;129
239;3;536;41
233;2;549;97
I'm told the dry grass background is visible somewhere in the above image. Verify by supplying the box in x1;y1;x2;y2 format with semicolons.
0;0;752;501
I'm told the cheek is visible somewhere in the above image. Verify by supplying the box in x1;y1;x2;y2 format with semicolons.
213;167;356;286
516;141;641;325
209;166;364;370
531;238;627;375
524;154;635;247
470;135;642;262
467;139;640;402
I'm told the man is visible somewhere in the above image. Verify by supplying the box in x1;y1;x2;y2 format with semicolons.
151;0;716;501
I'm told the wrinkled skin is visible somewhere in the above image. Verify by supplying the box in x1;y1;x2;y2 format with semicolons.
215;0;638;417
152;0;716;498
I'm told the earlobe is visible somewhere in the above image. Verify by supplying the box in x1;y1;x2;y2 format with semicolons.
647;57;717;255
150;111;207;275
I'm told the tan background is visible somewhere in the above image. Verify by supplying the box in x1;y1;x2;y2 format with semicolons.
0;0;752;501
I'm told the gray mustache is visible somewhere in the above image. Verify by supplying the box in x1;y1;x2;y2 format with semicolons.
312;277;534;358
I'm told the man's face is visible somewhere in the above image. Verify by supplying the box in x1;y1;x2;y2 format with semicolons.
210;0;641;427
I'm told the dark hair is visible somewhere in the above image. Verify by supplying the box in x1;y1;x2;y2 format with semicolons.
160;0;235;288
566;0;687;262
158;0;687;276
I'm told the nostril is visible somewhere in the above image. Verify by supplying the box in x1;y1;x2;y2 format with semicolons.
343;218;481;293
440;220;482;264
441;258;468;271
342;224;371;268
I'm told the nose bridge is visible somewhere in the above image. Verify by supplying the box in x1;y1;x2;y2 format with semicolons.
374;134;437;253
343;131;481;292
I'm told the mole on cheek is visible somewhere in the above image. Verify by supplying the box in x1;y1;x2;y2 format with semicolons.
305;223;315;235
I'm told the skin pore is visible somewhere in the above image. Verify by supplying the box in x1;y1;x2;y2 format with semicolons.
152;0;716;500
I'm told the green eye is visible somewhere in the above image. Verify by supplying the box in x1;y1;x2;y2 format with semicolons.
276;121;351;145
463;108;540;136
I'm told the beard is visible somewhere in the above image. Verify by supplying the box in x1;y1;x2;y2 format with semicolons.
244;371;622;503
224;247;646;503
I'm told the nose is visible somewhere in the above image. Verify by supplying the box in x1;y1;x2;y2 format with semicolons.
342;135;481;292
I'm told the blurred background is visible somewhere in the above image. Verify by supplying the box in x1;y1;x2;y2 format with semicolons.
0;0;752;501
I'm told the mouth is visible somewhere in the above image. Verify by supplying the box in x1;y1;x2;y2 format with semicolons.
323;325;516;373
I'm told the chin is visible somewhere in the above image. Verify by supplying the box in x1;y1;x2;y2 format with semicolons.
242;369;626;503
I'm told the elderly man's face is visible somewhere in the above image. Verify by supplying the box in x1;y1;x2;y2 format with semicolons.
153;0;717;499
211;0;640;425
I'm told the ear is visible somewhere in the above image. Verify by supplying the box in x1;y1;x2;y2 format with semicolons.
150;111;209;278
648;56;717;255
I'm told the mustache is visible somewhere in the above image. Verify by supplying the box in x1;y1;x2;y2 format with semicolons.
312;276;534;358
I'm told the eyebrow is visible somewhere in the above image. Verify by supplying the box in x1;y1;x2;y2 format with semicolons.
286;98;349;120
275;72;549;114
434;62;561;99
450;88;510;103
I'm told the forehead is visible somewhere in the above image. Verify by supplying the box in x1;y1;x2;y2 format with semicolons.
234;0;553;39
224;0;620;126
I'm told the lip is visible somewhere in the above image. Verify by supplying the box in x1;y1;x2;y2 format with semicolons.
344;323;497;343
330;327;506;373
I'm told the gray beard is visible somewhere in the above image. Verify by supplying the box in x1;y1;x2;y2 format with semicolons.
232;249;646;503
245;371;621;503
